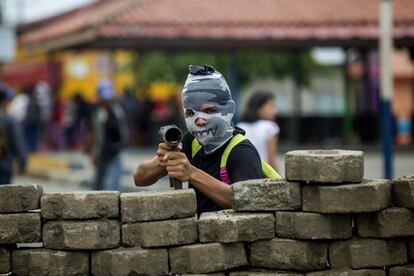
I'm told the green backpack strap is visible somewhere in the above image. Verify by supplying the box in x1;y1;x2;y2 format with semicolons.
191;138;202;158
261;160;281;179
220;134;246;168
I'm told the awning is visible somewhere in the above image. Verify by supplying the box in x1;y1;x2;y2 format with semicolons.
1;61;61;88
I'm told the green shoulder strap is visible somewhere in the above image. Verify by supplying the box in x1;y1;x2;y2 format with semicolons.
220;134;246;168
191;138;202;158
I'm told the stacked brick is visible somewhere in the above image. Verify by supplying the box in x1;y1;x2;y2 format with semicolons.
1;149;414;275
0;184;42;276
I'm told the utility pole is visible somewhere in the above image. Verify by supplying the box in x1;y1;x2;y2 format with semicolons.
379;0;394;179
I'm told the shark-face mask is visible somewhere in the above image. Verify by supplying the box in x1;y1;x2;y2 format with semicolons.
183;65;236;155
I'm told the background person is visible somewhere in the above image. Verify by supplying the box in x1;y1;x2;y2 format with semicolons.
238;91;280;171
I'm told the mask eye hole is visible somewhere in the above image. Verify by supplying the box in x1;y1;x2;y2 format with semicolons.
185;109;195;117
202;106;218;115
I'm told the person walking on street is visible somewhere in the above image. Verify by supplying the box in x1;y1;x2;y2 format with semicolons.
238;91;280;171
0;83;27;184
90;80;129;190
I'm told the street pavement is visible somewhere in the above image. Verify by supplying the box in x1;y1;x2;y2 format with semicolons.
14;147;414;193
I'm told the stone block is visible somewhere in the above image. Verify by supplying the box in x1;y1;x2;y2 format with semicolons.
231;179;301;211
43;220;120;250
0;184;43;213
0;214;40;244
389;265;414;276
0;247;10;274
303;179;391;213
11;249;88;276
392;176;414;208
122;216;198;247
121;189;196;222
285;150;363;183
275;212;352;240
41;191;119;220
307;269;385;276
409;238;414;261
198;210;274;243
250;238;327;271
356;207;414;237
329;238;407;269
169;243;247;273
91;247;168;276
230;271;303;276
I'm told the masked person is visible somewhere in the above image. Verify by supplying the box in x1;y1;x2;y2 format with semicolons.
134;65;265;214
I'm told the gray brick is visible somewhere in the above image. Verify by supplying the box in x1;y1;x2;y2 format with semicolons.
199;210;274;243
182;274;225;276
11;249;88;276
41;191;119;220
0;248;10;274
91;247;168;276
121;189;196;222
303;179;391;214
285;150;363;183
231;179;301;211
230;271;303;276
0;184;43;213
250;238;327;271
329;238;407;269
43;220;120;250
357;207;414;237
169;243;247;274
0;214;40;244
122;216;198;247
276;212;352;240
392;177;414;208
307;269;385;276
389;265;414;276
409;238;414;261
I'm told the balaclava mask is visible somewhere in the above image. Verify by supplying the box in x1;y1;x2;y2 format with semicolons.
182;65;235;154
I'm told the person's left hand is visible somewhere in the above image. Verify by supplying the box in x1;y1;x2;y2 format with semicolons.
163;151;194;182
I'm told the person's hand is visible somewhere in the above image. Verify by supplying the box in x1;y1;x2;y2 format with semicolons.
157;143;174;168
163;151;194;182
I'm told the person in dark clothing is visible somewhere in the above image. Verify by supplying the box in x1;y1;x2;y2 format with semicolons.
134;65;262;213
0;83;27;184
91;80;129;191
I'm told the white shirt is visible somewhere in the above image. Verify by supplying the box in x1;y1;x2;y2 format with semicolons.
237;119;280;163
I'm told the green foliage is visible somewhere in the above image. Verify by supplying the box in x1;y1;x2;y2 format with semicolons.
134;50;321;89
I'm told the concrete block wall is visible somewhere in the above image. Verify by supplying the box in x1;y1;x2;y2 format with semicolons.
0;149;413;275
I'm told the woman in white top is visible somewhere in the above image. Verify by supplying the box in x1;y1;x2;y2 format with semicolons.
238;91;279;170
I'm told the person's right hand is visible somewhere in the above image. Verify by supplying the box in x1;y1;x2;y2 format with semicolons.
157;143;174;168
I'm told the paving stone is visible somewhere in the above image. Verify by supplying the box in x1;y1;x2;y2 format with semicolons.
275;212;352;240
285;150;363;183
121;189;196;222
0;247;10;274
11;249;88;276
43;220;120;250
392;176;414;208
0;214;41;244
198;210;274;243
230;271;303;275
356;207;414;237
302;179;391;214
231;179;301;211
329;238;407;269
122;216;198;247
389;265;414;276
182;274;225;276
250;238;327;271
409;238;414;261
0;184;43;213
169;242;247;274
307;269;385;276
91;247;168;276
41;191;119;220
